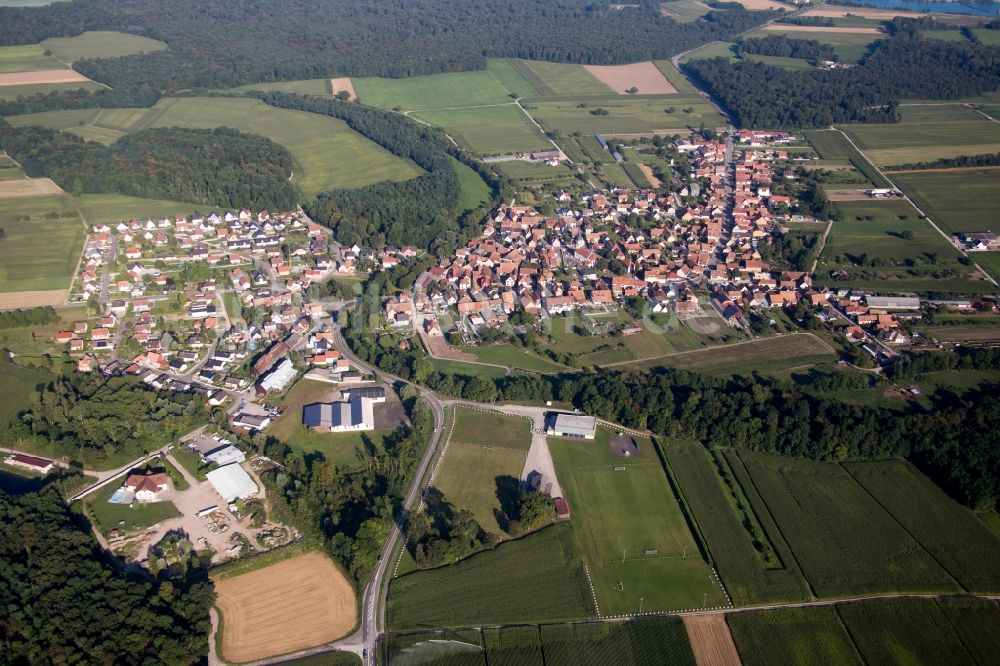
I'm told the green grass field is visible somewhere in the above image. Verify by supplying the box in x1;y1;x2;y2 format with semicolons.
486;59;541;98
841;122;1000;166
892;169;1000;234
449;406;532;450
664;443;810;605
464;343;568;372
659;0;712;20
0;194;84;292
413;104;550;155
937;597;1000;665
451;158;493;214
231;79;334;97
803;129;889;187
492;160;579;187
618;334;834;375
739;452;959;597
6;108;100;130
844;460;1000;593
550;432;729;615
524;94;722;136
507;60;612;97
746;28;882;62
0;44;64;73
653;60;701;94
40;31;167;62
972;251;1000;281
897;103;986;123
354;70;513;111
743;53;815;70
728;607;860;666
387;523;593;629
434;442;528;535
73;193;199;229
0;354;54;437
0;81;103;101
679;41;739;63
85;476;181;536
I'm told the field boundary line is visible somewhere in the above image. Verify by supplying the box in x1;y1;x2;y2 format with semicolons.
582;563;601;618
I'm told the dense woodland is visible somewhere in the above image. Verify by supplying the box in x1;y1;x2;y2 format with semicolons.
685;36;1000;127
0;488;213;664
0;125;296;210
13;374;205;466
0;0;775;91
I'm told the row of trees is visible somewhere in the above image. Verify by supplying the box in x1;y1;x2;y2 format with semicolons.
0;487;214;664
684;35;1000;127
737;34;837;62
0;0;776;91
0;124;297;210
0;305;59;330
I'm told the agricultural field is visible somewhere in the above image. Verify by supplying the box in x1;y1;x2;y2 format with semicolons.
840;122;1000;166
659;0;712;21
728;607;859;666
40;31;167;62
664;442;810;605
6;108;100;130
524;95;723;136
0;44;64;73
843;460;1000;593
742;53;815;70
413;104;550;156
231;78;334;97
619;333;835;375
85;477;181;536
73;193;201;229
507;60;612;96
803;129;889;187
464;343;568;372
892;169;1000;234
678;41;740;63
353;70;513;111
896;103;987;123
0;193;84;293
582;62;677;95
486;58;541;98
387;524;593;629
492;160;579;189
0;80;103;101
549;430;729;615
753;26;884;61
937;597;1000;665
653;61;700;94
214;551;356;663
737;452;959;597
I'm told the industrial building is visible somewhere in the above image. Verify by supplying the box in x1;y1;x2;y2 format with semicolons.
303;394;384;433
206;464;258;503
546;413;597;439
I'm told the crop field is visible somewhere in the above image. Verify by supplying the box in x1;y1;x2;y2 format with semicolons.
844;460;1000;593
74;193;199;228
549;432;729;615
803;129;889;186
838;598;975;665
0;81;103;100
6;108;100;130
232;78;334;96
524;94;721;135
728;607;859;666
664;443;810;605
620;333;834;375
0;69;92;87
507;60;612;97
387;524;592;629
897;103;986;123
971;251;1000;281
754;26;883;61
738;452;959;597
892;169;1000;234
582;62;677;95
937;597;1000;664
682;615;741;666
840;122;1000;166
659;0;711;21
434;442;529;535
0;44;64;73
679;41;739;63
41;31;167;62
214;551;357;663
413;104;550;155
449;406;532;451
353;70;513;111
652;61;699;94
0;194;84;293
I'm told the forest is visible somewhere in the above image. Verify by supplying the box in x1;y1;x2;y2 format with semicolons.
685;36;1000;127
0;124;297;210
12;374;205;466
0;487;214;664
0;0;776;91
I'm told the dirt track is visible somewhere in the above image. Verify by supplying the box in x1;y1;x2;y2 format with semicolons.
0;290;66;310
0;69;91;87
825;189;872;201
215;551;356;663
330;77;356;100
583;62;677;95
683;615;742;666
0;178;65;198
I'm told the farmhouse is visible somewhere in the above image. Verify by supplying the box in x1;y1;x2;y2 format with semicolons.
4;453;54;474
546;413;597;439
206;464;258;503
302;395;382;432
124;470;170;502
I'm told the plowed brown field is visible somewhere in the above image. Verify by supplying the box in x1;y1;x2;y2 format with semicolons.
0;178;64;198
684;615;742;666
583;62;677;95
0;69;91;86
330;77;356;100
215;551;357;663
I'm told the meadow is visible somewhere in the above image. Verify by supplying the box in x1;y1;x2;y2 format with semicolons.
0;354;54;438
40;31;167;62
738;452;959;597
618;333;834;375
73;193;201;228
464;343;569;372
413;104;550;155
507;60;612;97
549;431;729;615
653;61;700;94
451;158;493;214
971;251;1000;281
0;81;103;101
492;160;579;189
679;41;739;63
387;524;592;629
0;194;84;293
664;442;810;605
231;79;334;97
844;460;1000;593
353;70;513;111
896;103;986;123
524;94;722;136
0;44;64;73
434;442;529;536
449;406;532;451
892;169;1000;234
727;607;859;666
840;122;1000;166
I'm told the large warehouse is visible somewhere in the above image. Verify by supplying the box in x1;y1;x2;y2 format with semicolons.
302;394;383;432
546;413;597;439
206;464;258;503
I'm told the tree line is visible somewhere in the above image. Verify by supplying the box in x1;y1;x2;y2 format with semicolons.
737;34;837;62
0;487;214;664
0;124;297;210
0;0;776;92
684;35;1000;127
0;306;59;330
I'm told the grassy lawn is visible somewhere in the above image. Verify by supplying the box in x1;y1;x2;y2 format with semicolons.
413;104;550;156
840;122;1000;166
525;94;722;135
507;60;612;96
617;334;834;375
728;607;859;666
40;31;167;62
85;477;181;536
892;169;1000;234
74;193;200;228
387;523;593;629
0;44;65;73
171;445;211;482
464;343;568;373
550;431;729;615
449;406;531;450
0;194;84;292
433;441;528;535
353;69;513;111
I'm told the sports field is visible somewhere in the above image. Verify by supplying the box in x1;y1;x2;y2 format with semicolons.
892;169;1000;234
40;31;167;62
550;431;729;615
0;44;64;73
413;104;550;155
618;333;834;375
214;551;356;663
524;94;722;136
507;60;612;96
387;523;592;629
0;194;84;293
840;122;1000;166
